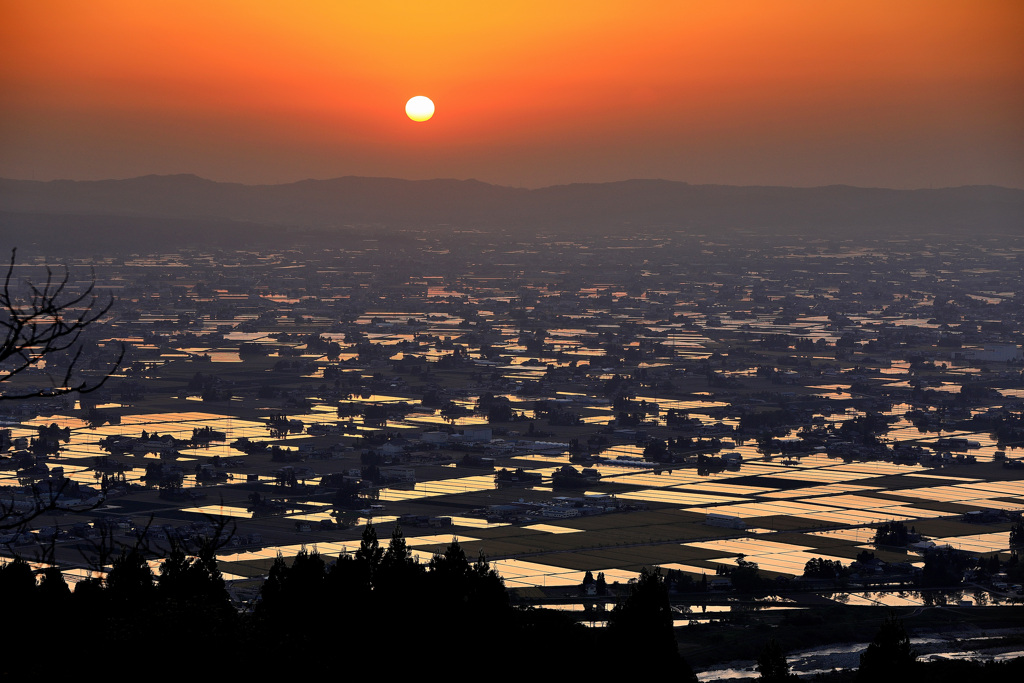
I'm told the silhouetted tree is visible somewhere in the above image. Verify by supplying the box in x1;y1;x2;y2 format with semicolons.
858;612;915;680
379;523;421;592
803;557;847;583
105;547;155;604
1010;518;1024;554
730;556;765;592
757;638;795;681
1;248;123;400
355;522;383;586
874;521;912;547
608;567;693;678
580;569;595;595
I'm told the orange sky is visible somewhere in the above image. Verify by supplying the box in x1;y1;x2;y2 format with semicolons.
2;0;1022;188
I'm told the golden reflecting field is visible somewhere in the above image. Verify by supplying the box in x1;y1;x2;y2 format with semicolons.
6;364;1023;595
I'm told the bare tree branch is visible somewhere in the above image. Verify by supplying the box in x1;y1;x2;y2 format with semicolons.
0;248;124;400
0;474;108;545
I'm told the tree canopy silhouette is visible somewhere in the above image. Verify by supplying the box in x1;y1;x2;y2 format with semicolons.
757;638;795;681
858;611;915;680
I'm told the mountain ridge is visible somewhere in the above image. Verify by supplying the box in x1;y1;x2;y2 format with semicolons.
1;175;1020;235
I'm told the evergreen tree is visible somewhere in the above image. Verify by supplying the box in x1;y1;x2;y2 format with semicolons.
757;638;794;681
288;546;327;600
37;565;71;604
378;523;422;598
355;523;383;585
731;556;764;592
258;553;290;618
153;540;238;663
611;567;673;636
100;548;158;662
0;556;36;600
1010;518;1024;553
608;567;688;676
105;548;155;603
580;569;595;595
874;521;910;547
858;612;915;680
0;555;38;649
470;548;509;613
429;537;470;581
158;540;230;609
381;523;414;574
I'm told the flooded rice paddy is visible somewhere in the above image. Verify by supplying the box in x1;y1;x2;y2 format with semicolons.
2;234;1022;676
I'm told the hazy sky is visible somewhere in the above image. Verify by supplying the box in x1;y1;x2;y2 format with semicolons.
3;1;1022;188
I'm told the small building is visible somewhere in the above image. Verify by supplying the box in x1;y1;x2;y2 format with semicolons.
462;427;493;443
705;513;746;530
721;452;743;466
421;431;449;444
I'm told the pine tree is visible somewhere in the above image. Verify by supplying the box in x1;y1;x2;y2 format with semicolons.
355;522;383;585
38;565;71;604
609;568;674;651
105;548;155;602
1010;518;1024;553
429;537;470;582
580;569;595;595
858;612;915;680
608;567;691;678
258;553;290;617
757;638;793;681
379;523;421;591
382;523;412;568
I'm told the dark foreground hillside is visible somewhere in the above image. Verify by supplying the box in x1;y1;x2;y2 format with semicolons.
4;524;1024;681
1;525;689;679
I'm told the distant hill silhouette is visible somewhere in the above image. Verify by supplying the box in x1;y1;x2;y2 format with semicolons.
1;175;1021;249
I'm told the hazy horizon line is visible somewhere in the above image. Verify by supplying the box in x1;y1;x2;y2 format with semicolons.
4;173;1022;193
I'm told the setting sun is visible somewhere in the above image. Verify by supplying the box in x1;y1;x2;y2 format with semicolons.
405;96;434;122
2;2;1021;188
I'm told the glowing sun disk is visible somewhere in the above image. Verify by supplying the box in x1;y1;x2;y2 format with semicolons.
405;96;434;122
